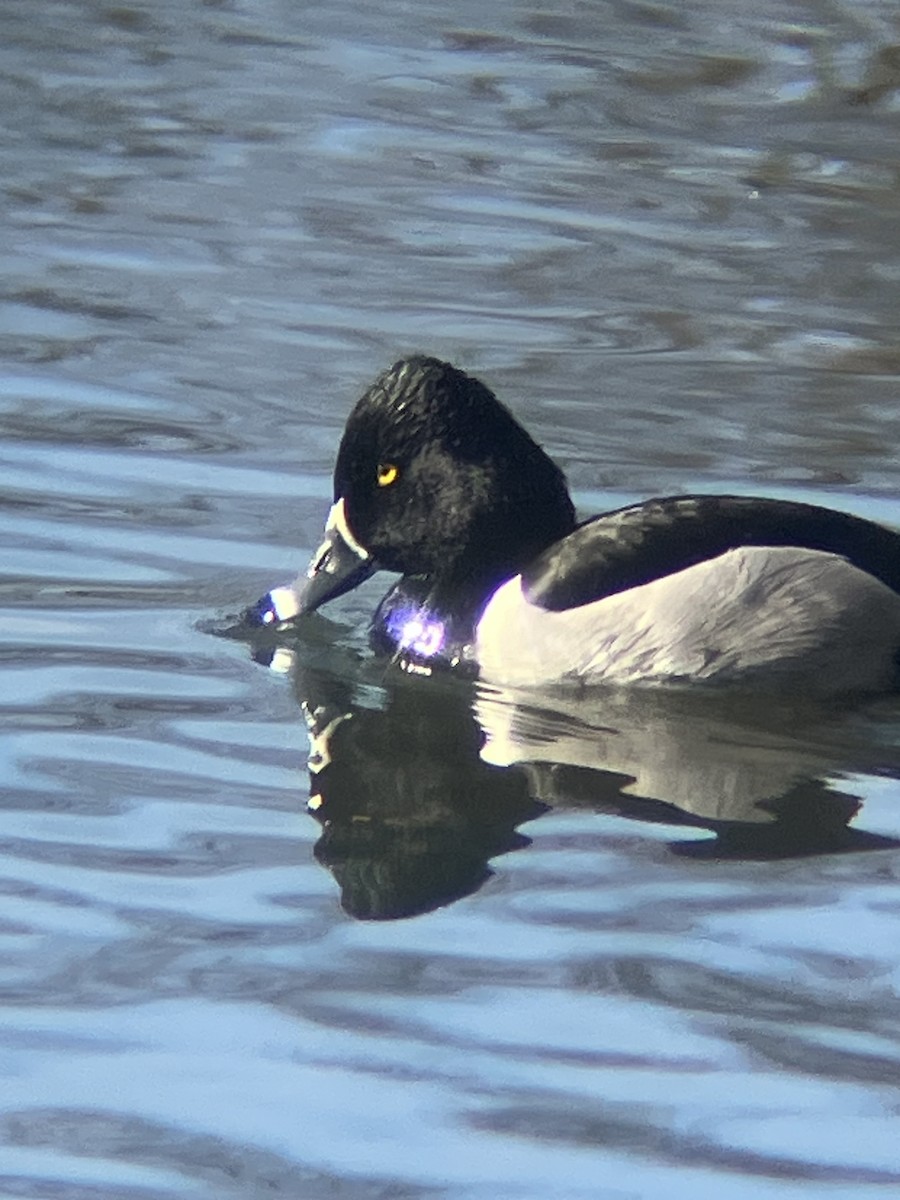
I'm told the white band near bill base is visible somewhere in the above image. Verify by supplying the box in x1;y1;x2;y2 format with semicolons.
325;497;370;560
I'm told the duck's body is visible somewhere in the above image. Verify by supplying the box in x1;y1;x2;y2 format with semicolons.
250;357;900;695
479;544;900;692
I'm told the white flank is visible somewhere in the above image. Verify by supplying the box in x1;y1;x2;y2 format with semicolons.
475;546;900;694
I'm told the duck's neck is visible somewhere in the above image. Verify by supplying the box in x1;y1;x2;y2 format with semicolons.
438;493;579;612
372;577;480;673
371;506;577;672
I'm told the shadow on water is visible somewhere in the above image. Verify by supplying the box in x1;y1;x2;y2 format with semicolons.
221;617;900;920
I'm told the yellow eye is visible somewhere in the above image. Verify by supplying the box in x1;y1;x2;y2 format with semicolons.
376;463;400;488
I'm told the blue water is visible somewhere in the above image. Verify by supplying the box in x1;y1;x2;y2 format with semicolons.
3;1;900;1196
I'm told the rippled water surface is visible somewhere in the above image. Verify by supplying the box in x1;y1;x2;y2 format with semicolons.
4;1;900;1196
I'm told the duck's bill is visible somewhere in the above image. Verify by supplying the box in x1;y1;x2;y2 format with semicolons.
245;498;375;629
297;498;376;614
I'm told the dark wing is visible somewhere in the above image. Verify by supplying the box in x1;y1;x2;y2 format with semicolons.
523;495;900;612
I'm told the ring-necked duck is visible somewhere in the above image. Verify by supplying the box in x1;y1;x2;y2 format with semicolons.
248;356;900;693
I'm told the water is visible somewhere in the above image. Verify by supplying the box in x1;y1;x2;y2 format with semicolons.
3;0;900;1195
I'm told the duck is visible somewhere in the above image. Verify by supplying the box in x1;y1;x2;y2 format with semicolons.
247;356;900;694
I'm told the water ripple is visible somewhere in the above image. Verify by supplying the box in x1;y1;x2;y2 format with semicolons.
3;0;900;1196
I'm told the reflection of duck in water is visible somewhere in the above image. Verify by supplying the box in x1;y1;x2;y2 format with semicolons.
474;683;900;860
292;658;543;920
272;645;900;920
247;356;900;694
